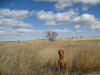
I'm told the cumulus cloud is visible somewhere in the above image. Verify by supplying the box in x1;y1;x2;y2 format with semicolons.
29;10;36;16
55;0;73;10
0;8;32;28
72;14;95;24
37;11;54;21
0;8;35;41
51;28;74;37
74;0;100;5
15;28;32;33
37;9;77;25
34;0;100;10
51;28;72;33
0;28;32;37
0;8;29;19
74;25;80;29
0;17;31;27
0;31;4;34
72;14;100;29
37;9;100;30
76;29;95;34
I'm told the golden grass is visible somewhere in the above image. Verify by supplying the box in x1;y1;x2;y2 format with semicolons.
0;37;100;75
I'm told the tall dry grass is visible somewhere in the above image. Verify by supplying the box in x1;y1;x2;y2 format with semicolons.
71;49;100;75
0;38;100;75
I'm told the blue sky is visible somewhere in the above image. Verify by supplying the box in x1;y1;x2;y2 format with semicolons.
0;0;100;41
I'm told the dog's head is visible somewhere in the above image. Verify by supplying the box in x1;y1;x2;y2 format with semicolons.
58;48;64;58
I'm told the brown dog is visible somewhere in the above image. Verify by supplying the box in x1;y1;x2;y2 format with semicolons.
58;48;68;75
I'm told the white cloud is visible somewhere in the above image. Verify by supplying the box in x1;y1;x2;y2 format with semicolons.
37;10;100;30
0;17;31;27
48;28;74;38
29;10;36;16
0;28;32;37
72;14;100;29
55;0;72;10
45;20;57;26
74;0;100;5
0;8;32;28
34;0;100;10
37;9;77;25
15;28;32;33
51;28;72;33
37;10;100;29
74;25;80;29
90;21;100;29
76;29;94;33
0;9;29;19
0;8;35;41
0;31;4;34
57;0;100;10
76;30;86;33
76;29;92;35
37;10;54;21
72;14;95;24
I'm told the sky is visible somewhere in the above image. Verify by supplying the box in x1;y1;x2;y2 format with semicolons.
0;0;100;41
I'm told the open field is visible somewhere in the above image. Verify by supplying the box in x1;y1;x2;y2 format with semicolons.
0;37;100;75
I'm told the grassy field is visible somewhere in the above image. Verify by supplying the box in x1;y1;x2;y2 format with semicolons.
0;37;100;75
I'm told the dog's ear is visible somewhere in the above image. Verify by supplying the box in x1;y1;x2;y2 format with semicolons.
62;50;64;53
58;48;61;52
58;49;60;54
60;48;64;53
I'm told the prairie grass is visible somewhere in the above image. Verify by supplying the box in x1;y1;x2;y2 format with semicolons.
0;38;100;75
